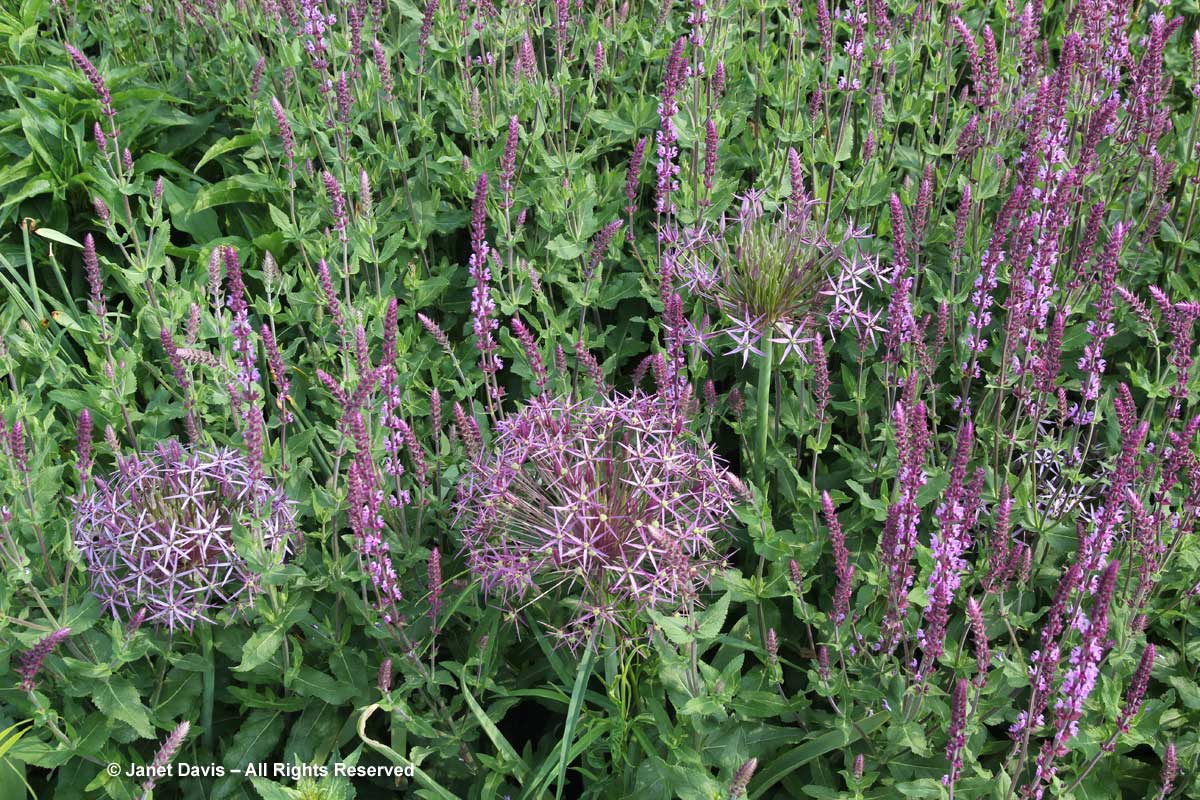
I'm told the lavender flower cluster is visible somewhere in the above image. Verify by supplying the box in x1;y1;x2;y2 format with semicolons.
456;390;741;641
73;442;298;631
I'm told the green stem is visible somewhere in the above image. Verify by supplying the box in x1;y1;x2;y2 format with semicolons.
20;221;43;321
755;336;774;491
200;626;215;753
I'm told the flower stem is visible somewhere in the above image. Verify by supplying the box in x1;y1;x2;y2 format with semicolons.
200;626;215;753
755;336;774;491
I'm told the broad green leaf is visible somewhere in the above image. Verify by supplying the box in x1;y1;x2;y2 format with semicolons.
93;678;154;739
234;628;284;672
696;592;732;640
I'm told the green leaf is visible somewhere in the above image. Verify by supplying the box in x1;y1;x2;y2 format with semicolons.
461;676;529;784
234;627;284;672
191;174;275;211
32;227;81;248
750;714;887;798
250;778;304;800
646;609;692;646
93;678;154;739
211;710;286;800
289;667;357;705
0;721;30;760
1166;675;1200;710
556;638;597;800
696;593;731;640
195;133;260;170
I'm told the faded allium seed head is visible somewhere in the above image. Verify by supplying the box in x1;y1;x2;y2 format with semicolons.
699;190;849;343
73;443;298;631
457;391;739;641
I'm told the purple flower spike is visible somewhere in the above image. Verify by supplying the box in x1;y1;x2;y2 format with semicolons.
625;137;648;218
64;44;116;126
944;677;969;789
141;721;189;795
322;171;349;240
77;409;94;482
822;491;854;627
499;116;519;206
18;627;71;692
73;445;298;631
271;97;296;175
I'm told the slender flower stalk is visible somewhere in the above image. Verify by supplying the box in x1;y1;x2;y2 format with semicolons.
945;678;969;794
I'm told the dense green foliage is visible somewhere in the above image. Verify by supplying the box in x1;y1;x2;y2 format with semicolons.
1;0;1200;798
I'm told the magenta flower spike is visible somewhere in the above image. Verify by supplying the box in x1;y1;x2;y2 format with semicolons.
18;627;71;692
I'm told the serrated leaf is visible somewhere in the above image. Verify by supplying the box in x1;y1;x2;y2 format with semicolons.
212;710;285;800
234;628;284;672
250;777;304;800
647;609;692;646
696;593;731;640
93;678;154;739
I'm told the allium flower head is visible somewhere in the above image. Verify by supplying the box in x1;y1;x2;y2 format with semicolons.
73;443;298;631
696;193;851;344
456;391;740;640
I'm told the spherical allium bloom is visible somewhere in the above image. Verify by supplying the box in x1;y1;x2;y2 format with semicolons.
73;443;298;631
456;390;741;642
